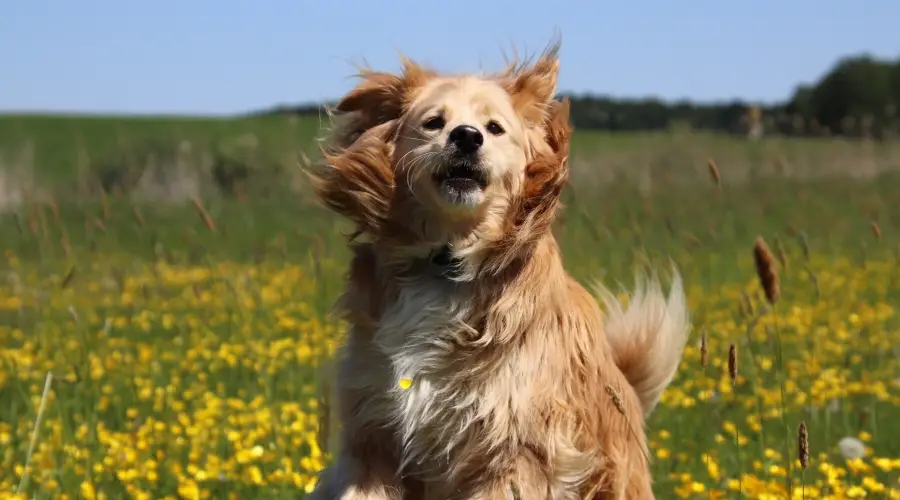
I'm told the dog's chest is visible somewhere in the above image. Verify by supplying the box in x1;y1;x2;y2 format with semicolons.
374;277;480;465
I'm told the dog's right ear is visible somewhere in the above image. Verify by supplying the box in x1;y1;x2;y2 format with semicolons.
310;121;396;239
336;56;435;130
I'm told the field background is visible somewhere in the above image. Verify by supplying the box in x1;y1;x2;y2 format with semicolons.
1;112;900;499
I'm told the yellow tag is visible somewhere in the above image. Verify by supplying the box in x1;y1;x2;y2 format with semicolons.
398;378;413;390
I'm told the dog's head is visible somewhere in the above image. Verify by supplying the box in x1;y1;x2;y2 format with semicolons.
396;76;529;211
313;43;571;277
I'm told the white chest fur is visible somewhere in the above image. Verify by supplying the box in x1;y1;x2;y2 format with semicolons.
373;274;477;469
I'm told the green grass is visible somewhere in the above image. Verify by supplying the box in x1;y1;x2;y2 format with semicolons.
1;113;899;498
2;113;899;189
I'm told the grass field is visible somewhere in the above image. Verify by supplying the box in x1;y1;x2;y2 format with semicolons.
1;113;900;499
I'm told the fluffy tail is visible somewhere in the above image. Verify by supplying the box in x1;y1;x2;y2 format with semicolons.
593;268;690;417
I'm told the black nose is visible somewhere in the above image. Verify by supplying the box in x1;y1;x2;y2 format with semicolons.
448;125;484;154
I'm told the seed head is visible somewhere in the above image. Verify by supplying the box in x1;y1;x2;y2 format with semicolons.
727;344;738;385
872;221;882;240
700;328;708;368
753;236;781;304
191;197;217;233
707;158;721;186
604;384;626;415
798;421;809;470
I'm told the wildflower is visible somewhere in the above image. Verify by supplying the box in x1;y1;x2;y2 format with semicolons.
838;437;866;460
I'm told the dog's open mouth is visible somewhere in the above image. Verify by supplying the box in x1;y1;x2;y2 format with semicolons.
434;163;488;193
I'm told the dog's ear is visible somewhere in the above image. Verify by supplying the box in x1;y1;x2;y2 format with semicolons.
312;57;433;241
310;121;397;238
477;98;571;277
519;97;572;224
337;56;435;130
504;42;560;126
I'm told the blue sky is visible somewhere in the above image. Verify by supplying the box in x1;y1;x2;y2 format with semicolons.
1;0;897;115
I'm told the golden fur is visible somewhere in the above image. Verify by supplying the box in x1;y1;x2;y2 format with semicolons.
306;42;690;500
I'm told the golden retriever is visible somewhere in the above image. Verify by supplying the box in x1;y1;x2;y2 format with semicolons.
306;42;690;500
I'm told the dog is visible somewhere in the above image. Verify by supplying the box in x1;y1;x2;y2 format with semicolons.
306;42;690;500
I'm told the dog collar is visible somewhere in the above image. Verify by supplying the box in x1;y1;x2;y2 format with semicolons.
430;245;463;279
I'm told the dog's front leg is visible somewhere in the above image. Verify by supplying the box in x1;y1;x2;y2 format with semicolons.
306;430;405;500
308;342;407;500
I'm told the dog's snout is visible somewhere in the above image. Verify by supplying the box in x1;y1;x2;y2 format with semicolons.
448;125;484;154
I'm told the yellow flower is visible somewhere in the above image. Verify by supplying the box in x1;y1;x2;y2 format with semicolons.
1;225;899;498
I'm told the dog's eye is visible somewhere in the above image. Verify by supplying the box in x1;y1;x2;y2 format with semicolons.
486;120;505;136
423;116;446;131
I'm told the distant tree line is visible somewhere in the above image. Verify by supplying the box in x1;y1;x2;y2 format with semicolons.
258;53;900;139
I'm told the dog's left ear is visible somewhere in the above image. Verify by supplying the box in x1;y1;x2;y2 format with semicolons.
481;97;571;275
520;97;571;217
504;43;560;126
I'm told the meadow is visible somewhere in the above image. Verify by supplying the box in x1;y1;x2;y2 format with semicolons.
1;112;900;499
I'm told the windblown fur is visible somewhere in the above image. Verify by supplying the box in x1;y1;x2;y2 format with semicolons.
307;41;690;500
